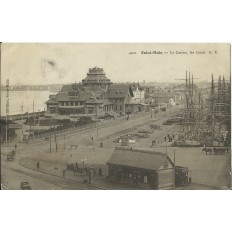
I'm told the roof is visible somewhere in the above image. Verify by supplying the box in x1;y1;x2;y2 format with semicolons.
85;97;113;105
131;85;145;92
56;92;69;101
46;98;58;104
107;147;173;171
61;85;73;92
154;94;174;98
56;91;93;102
101;99;114;105
107;84;133;98
85;96;101;104
82;67;112;84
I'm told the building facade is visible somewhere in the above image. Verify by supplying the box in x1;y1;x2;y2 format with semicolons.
107;147;175;190
82;67;112;91
106;84;133;115
46;67;150;116
46;67;113;115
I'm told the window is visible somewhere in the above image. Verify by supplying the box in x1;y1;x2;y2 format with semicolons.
120;105;122;110
70;102;74;106
75;102;78;106
66;102;69;106
61;102;64;106
115;105;117;110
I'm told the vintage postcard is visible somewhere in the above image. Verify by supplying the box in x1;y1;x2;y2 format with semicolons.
0;43;231;190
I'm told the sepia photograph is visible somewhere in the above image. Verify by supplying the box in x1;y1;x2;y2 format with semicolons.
1;43;231;190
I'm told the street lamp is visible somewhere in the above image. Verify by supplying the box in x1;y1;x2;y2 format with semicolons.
174;149;176;188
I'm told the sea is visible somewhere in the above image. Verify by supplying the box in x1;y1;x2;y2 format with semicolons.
1;91;52;116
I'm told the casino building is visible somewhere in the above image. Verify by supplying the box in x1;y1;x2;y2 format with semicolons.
46;67;114;115
46;67;147;116
81;67;112;91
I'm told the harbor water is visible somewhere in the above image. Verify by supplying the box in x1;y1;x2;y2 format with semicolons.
1;91;51;116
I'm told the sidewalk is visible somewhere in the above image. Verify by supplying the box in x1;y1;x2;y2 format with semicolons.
19;157;145;190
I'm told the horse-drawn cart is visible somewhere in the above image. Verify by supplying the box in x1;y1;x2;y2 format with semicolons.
66;163;97;175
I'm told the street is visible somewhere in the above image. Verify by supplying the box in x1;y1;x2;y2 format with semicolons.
2;106;183;190
2;104;230;190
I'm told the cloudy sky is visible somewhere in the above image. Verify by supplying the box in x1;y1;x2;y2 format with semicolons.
1;43;230;85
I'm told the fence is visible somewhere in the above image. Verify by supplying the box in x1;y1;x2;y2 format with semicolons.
31;110;150;141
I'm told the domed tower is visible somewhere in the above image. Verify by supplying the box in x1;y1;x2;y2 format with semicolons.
82;67;112;91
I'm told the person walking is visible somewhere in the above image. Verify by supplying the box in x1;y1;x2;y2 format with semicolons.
37;162;40;169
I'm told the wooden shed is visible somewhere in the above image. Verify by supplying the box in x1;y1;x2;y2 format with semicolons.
107;147;174;189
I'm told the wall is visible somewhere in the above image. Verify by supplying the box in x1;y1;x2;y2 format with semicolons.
110;98;126;115
157;169;174;189
107;164;158;189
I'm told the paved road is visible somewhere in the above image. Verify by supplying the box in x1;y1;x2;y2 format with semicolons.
2;106;184;190
14;106;183;154
1;161;104;190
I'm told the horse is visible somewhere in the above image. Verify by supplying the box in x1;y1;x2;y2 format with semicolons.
202;147;212;155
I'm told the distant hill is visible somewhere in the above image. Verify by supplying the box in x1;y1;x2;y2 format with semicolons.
1;84;64;92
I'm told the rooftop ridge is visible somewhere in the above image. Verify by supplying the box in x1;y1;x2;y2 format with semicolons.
115;146;166;155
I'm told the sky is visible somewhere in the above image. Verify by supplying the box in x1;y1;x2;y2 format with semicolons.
1;43;230;85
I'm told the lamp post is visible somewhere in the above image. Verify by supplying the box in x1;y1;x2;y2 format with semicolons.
53;116;58;152
95;104;99;138
5;79;10;144
21;102;24;142
32;100;35;142
174;149;176;188
49;117;52;153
